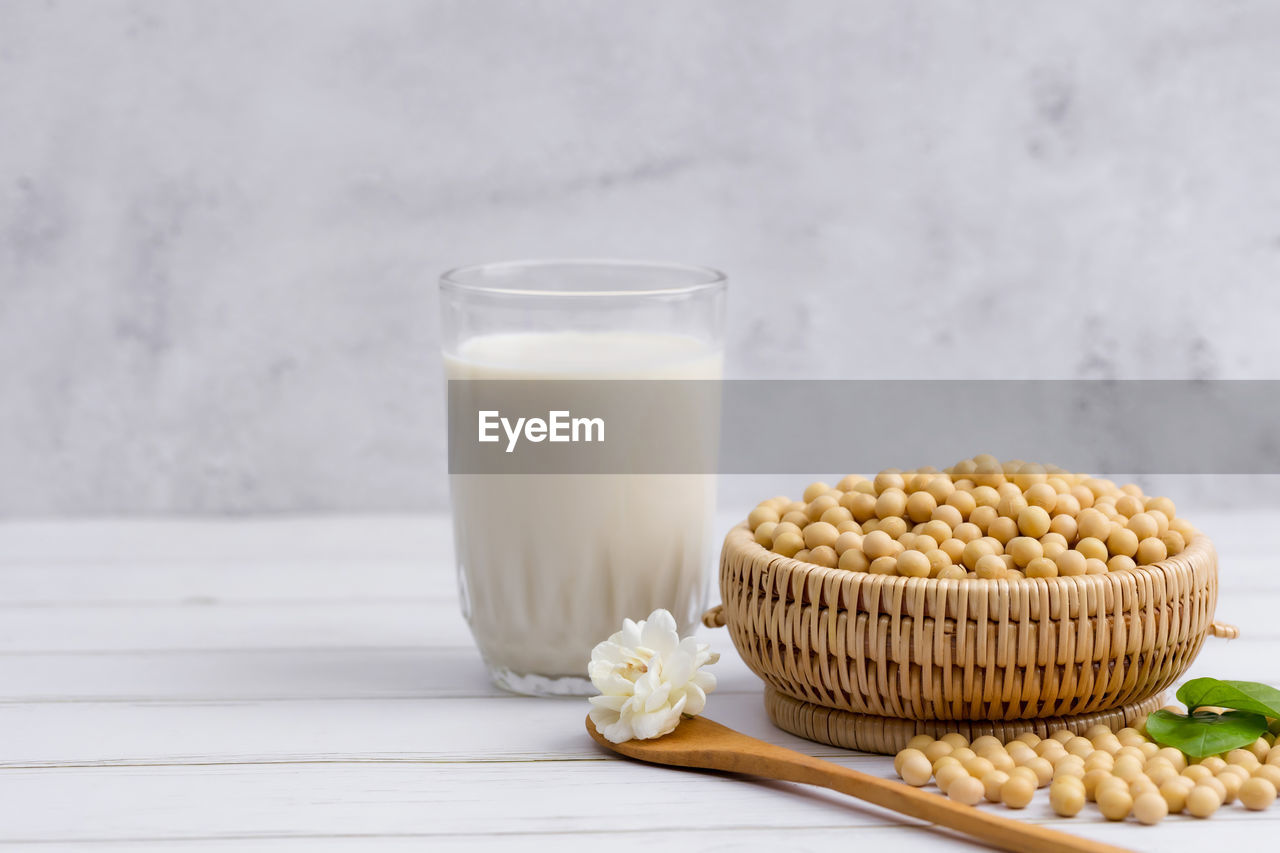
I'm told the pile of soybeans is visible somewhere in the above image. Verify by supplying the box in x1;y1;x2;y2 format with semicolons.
747;455;1195;579
894;716;1280;824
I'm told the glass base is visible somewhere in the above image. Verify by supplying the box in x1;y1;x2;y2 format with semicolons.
488;665;594;697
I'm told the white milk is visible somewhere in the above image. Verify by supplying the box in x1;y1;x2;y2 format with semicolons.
446;332;721;693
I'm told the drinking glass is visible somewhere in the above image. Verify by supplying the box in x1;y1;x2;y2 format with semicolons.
440;260;726;695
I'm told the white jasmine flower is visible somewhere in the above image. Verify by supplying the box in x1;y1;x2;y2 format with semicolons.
587;608;719;744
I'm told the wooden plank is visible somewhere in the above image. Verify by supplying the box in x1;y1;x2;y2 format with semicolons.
1;757;1277;846
0;517;455;605
4;635;1277;769
0;690;862;767
4;821;1277;853
0;759;904;840
0;631;1264;705
2;822;1274;852
0;825;992;852
0;516;453;565
0;585;1271;656
0;600;463;652
0;561;445;606
0;648;500;703
0;632;769;703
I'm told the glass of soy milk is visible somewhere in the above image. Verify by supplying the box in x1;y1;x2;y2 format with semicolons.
440;260;726;696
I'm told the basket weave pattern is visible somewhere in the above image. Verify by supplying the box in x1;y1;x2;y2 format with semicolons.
764;687;1169;755
719;523;1219;722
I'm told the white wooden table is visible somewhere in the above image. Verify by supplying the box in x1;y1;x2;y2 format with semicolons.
1;509;1276;852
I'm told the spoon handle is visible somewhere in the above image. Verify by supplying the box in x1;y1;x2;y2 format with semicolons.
589;715;1129;853
731;746;1127;853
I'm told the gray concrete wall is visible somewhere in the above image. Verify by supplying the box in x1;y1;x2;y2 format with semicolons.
4;1;1280;514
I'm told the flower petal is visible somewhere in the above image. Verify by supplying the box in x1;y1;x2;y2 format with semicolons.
692;669;717;693
643;681;672;713
630;708;678;741
600;717;635;744
588;693;628;711
588;705;621;732
663;649;695;686
682;681;707;716
639;609;679;657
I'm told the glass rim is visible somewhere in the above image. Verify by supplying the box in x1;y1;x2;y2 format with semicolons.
439;258;727;298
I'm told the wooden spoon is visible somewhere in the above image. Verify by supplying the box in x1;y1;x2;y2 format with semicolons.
587;714;1128;853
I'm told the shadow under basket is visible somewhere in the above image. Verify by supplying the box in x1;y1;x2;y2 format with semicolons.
704;523;1239;755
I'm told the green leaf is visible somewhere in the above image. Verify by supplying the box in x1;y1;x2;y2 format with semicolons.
1145;709;1267;758
1176;677;1280;717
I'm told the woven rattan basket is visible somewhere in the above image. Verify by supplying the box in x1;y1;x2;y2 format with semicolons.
705;522;1237;754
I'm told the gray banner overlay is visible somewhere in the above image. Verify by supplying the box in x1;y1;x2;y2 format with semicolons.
448;380;1280;474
